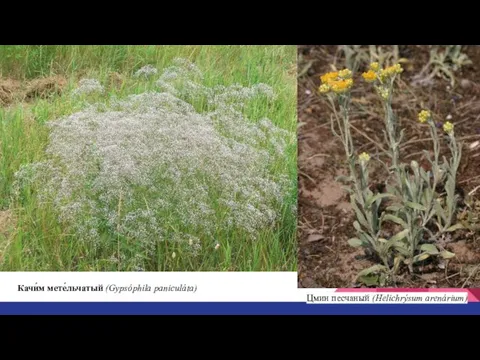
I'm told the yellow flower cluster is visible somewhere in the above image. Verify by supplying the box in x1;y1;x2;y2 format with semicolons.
362;70;377;83
418;110;431;123
362;62;403;84
359;152;371;164
321;71;339;84
331;79;353;94
370;62;380;71
319;84;330;94
443;121;454;134
319;69;354;95
338;69;352;79
379;64;403;81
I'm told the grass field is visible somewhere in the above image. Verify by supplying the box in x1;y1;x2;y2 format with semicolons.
0;45;297;271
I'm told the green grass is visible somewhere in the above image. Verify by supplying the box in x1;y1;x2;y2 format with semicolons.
0;45;297;271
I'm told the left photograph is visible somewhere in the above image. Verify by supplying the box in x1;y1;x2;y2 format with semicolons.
0;45;297;271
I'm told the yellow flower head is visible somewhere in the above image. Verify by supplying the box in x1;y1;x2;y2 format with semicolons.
320;71;339;84
362;70;377;83
369;62;380;71
418;110;431;123
320;69;354;95
385;64;403;75
379;63;403;81
443;121;454;134
331;79;353;94
359;152;371;164
319;83;330;94
338;68;352;79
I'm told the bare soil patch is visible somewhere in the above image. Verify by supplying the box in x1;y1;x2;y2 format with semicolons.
24;75;67;100
0;75;67;105
0;79;21;105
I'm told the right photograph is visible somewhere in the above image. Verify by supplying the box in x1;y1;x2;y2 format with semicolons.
298;45;480;288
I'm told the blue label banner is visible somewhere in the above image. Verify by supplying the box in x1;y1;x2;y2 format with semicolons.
1;302;480;315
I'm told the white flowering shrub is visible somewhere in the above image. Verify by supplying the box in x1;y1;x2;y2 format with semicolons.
72;78;104;96
134;64;158;78
14;59;295;270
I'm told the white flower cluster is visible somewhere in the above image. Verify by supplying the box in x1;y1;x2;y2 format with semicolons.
155;58;276;109
155;58;204;98
134;65;158;78
207;83;276;108
72;78;104;96
14;59;294;267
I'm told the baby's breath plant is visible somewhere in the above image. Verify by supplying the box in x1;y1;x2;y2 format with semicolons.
134;65;158;79
13;59;295;271
72;78;104;97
